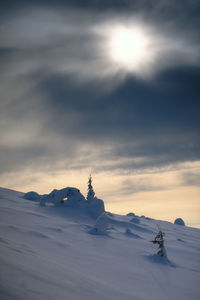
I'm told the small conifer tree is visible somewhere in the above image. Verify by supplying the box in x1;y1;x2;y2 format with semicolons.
151;226;166;257
87;175;95;201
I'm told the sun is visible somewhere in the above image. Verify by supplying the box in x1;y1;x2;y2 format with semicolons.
94;22;155;77
111;29;145;62
107;26;149;71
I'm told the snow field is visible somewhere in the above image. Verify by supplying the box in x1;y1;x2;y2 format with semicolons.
0;187;200;300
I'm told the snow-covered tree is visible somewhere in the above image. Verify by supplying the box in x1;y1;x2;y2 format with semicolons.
38;187;85;207
174;218;185;226
87;175;95;202
89;212;109;234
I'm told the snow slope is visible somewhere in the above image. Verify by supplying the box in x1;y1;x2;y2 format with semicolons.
0;187;200;300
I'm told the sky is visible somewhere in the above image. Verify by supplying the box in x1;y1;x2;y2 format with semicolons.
0;0;200;227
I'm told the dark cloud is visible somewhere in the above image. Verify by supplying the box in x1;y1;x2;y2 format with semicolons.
1;65;199;174
0;1;199;176
39;66;200;145
1;1;200;38
1;0;200;14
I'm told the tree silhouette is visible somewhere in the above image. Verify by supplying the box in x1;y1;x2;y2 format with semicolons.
87;174;95;201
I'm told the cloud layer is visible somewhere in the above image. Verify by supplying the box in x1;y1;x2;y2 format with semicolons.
0;1;199;226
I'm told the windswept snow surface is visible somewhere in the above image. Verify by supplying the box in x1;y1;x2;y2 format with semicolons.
0;187;200;300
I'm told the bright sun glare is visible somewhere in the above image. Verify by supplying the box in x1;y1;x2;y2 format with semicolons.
107;25;150;73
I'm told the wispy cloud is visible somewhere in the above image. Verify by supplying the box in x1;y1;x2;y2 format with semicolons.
1;6;200;86
0;2;199;227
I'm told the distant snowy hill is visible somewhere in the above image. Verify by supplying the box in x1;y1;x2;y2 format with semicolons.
0;187;200;300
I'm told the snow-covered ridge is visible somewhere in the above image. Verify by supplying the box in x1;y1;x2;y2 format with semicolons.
0;186;200;300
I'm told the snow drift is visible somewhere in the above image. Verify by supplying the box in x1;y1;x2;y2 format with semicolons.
24;187;105;218
0;187;200;300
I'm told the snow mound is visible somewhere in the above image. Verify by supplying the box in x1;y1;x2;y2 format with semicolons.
127;212;135;217
130;217;140;224
87;197;105;218
89;212;109;235
106;212;113;217
146;254;176;267
125;228;142;239
24;187;105;218
174;218;185;226
40;187;86;206
105;214;152;233
177;238;185;243
24;191;41;201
